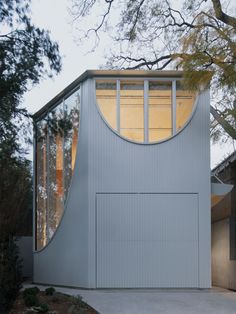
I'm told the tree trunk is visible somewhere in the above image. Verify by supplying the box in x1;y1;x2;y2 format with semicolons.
210;105;236;139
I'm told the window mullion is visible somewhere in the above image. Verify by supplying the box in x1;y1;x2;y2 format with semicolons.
117;80;120;133
46;116;50;244
33;124;37;250
172;80;176;135
62;98;65;205
144;80;149;143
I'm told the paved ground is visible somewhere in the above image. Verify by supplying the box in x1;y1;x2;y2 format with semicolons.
24;283;236;314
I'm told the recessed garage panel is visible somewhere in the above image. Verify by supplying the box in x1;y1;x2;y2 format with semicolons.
96;193;199;288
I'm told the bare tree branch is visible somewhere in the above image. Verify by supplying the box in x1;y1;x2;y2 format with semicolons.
211;0;236;28
210;105;236;139
115;54;174;70
127;0;146;39
91;0;114;34
70;0;236;141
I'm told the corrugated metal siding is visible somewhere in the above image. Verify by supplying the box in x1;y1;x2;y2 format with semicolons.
87;79;210;288
96;193;199;288
33;77;210;289
33;80;89;287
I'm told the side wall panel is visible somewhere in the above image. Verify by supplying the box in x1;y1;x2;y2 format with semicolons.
33;81;89;287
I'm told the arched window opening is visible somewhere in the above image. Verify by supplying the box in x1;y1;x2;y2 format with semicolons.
96;79;196;143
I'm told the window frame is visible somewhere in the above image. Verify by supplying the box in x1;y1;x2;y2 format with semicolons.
95;77;199;145
33;86;81;252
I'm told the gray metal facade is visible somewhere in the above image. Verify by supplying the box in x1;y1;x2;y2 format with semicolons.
33;71;211;288
97;193;199;288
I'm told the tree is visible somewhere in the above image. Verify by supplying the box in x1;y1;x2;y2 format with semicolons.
0;157;32;313
0;0;61;312
70;0;236;141
0;0;61;154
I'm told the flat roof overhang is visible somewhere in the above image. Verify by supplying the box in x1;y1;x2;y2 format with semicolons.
33;70;185;121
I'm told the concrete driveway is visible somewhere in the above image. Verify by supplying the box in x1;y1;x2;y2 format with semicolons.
24;284;236;314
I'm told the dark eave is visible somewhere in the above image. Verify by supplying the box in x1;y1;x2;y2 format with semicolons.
33;69;185;121
212;151;236;175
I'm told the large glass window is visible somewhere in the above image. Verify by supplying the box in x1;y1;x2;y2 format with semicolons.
176;81;196;131
149;81;172;142
120;81;144;142
36;119;47;250
48;104;64;241
64;92;80;200
96;79;196;143
96;81;117;130
35;88;80;250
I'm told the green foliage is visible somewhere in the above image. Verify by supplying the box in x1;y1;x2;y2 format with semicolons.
0;236;22;313
0;0;61;154
0;156;32;236
0;0;61;313
71;294;84;307
0;147;32;314
44;287;56;296
23;287;40;297
23;294;39;307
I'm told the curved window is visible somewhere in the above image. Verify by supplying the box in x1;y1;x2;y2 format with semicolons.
36;119;47;249
96;81;117;130
148;81;172;142
64;93;80;200
176;81;196;131
96;80;196;143
35;88;80;250
120;81;144;142
48;104;64;241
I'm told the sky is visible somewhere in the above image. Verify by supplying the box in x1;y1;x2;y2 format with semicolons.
23;0;235;168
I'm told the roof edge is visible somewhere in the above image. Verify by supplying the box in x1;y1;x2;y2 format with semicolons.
33;69;190;120
212;151;236;174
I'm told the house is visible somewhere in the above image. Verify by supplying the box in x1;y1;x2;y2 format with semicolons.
212;152;236;290
33;70;211;288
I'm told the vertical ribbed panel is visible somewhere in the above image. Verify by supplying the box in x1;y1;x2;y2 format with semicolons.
96;193;199;288
34;79;211;288
33;80;89;288
86;82;211;288
33;78;211;289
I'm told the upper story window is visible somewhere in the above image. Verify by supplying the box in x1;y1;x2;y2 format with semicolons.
96;79;196;143
176;81;196;131
120;81;144;142
35;88;80;251
148;81;172;142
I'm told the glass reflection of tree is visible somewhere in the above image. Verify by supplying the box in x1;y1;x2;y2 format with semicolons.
48;105;64;240
64;92;80;202
36;119;47;249
36;90;80;250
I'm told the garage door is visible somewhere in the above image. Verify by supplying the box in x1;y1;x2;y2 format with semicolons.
96;193;199;288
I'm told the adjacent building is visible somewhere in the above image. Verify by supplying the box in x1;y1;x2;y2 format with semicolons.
212;152;236;290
